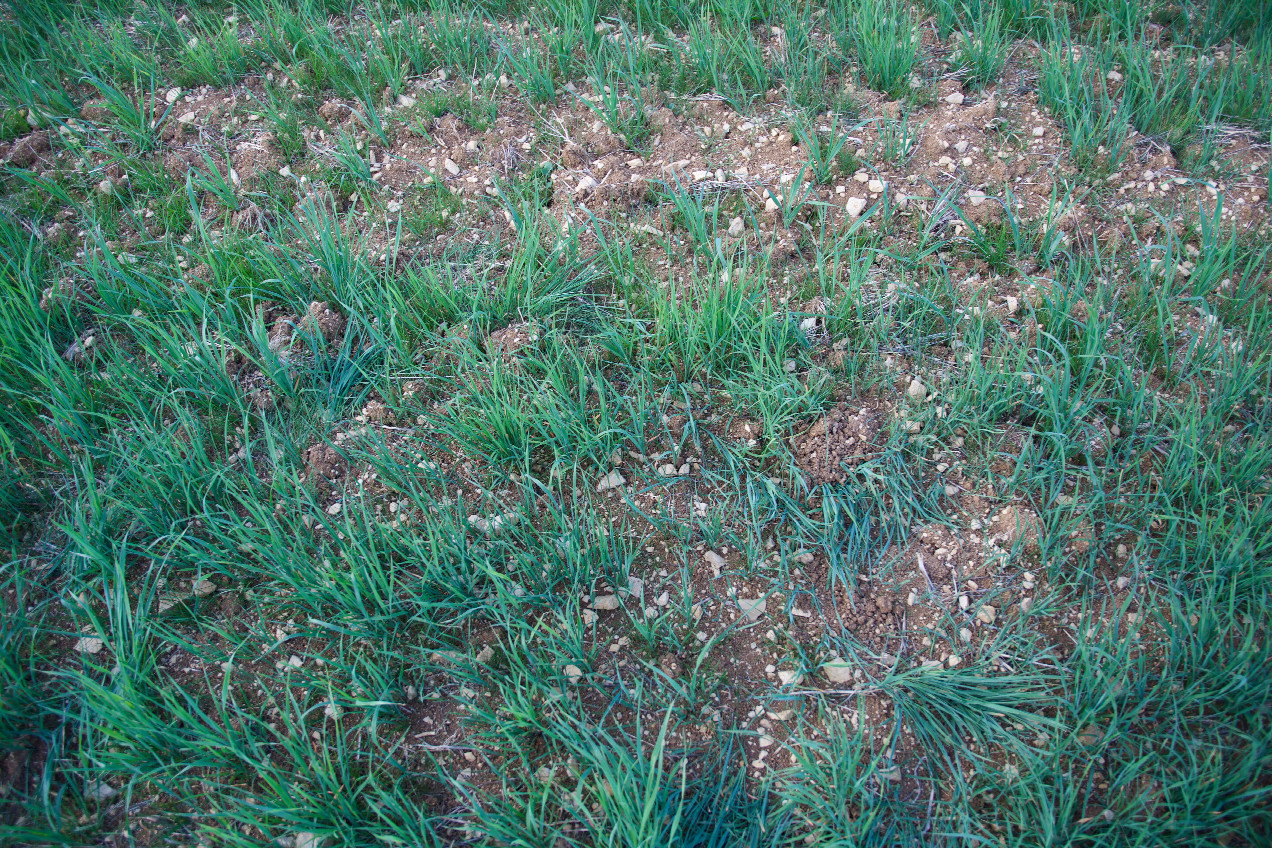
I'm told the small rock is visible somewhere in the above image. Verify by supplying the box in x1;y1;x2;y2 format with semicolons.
947;655;962;667
764;196;779;212
597;470;625;492
295;833;328;848
178;111;196;124
821;658;853;684
867;179;885;193
727;216;745;237
777;670;803;686
944;92;965;106
563;664;583;684
193;579;217;597
737;597;766;622
84;780;118;803
1107;70;1123;83
575;175;598;193
74;636;104;654
591;594;621;611
907;378;927;402
98;179;113;195
443;158;460;175
704;550;727;572
1032;126;1045;138
1006;295;1019;314
164;87;181;104
396;94;416;108
976;605;996;625
845;196;867;218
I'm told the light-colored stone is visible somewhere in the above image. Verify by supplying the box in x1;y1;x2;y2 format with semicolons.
907;378;927;402
193;579;217;597
845;196;867;218
737;597;766;622
867;179;885;194
575;175;598;193
976;605;997;625
704;550;727;572
945;92;965;106
563;664;583;684
591;594;621;611
597;470;625;492
777;669;803;686
822;658;853;683
443;158;460;175
75;636;104;654
84;780;118;803
727;216;745;237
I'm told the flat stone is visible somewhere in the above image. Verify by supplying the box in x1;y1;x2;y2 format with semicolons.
596;470;625;492
84;781;118;803
75;636;104;654
737;597;766;622
822;658;854;683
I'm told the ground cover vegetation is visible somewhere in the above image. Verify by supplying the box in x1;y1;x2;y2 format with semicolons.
0;0;1270;844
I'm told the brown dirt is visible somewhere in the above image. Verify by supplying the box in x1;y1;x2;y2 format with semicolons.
793;398;890;485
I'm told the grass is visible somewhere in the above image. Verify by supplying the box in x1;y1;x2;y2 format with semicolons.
1;0;1271;845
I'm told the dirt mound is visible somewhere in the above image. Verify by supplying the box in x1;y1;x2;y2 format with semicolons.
300;301;347;345
303;443;348;496
794;400;889;485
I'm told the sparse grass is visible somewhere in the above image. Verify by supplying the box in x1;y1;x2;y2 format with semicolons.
1;1;1271;846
